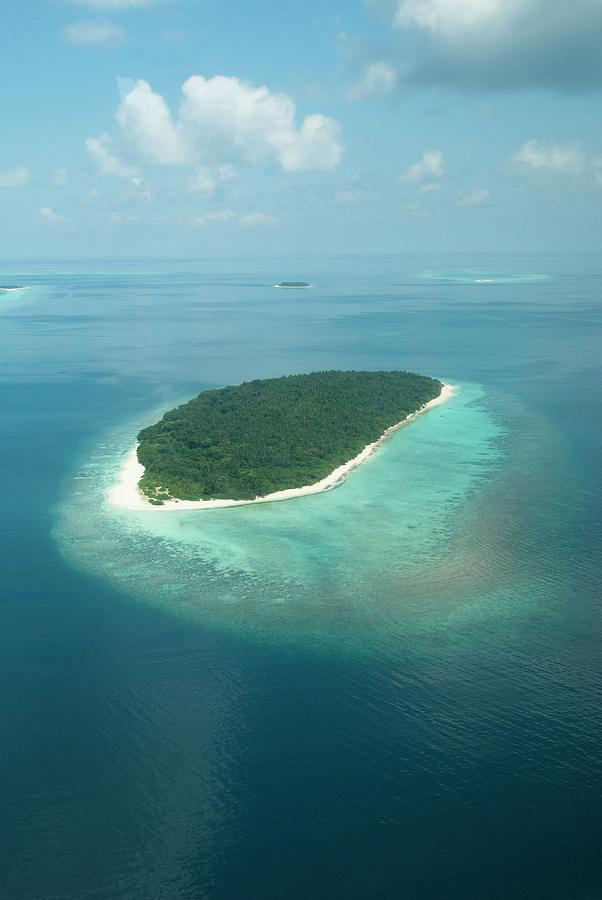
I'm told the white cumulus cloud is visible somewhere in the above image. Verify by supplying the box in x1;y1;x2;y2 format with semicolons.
509;140;586;175
117;80;186;164
39;206;67;223
86;133;140;177
507;139;602;187
188;167;216;194
63;20;125;44
187;164;240;194
401;150;444;182
349;61;398;100
394;0;514;36
390;0;602;90
112;75;342;172
0;166;30;188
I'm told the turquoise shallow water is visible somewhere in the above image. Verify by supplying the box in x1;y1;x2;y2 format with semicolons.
2;253;602;898
420;270;550;285
56;383;506;648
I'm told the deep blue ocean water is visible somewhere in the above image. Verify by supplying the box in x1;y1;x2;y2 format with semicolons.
1;254;601;899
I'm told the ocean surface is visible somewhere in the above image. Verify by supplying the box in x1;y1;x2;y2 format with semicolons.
1;254;601;899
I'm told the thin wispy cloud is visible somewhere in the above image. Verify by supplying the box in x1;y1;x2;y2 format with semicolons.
0;165;30;188
192;209;274;227
507;139;602;188
456;189;490;207
187;165;239;195
332;171;381;206
39;206;68;223
401;150;444;183
86;134;140;177
238;211;274;227
109;211;139;224
63;20;125;44
508;140;586;175
68;0;154;8
349;61;398;100
53;168;69;186
194;209;235;225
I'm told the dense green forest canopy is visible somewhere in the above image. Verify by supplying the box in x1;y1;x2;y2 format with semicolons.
137;370;442;502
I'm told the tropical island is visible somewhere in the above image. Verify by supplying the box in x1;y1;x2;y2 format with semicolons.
275;281;310;288
108;371;453;510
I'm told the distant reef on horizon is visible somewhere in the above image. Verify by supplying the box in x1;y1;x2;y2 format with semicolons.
136;370;443;504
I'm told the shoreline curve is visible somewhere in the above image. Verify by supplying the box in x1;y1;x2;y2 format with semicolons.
107;382;456;512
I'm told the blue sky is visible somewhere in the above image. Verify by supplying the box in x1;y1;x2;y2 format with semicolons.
1;0;601;256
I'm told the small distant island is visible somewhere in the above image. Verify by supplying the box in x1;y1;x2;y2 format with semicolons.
275;281;310;288
108;370;452;510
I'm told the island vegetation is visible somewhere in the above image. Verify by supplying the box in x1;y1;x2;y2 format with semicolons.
137;370;442;502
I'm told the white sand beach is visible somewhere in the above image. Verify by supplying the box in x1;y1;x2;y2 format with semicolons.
108;382;456;512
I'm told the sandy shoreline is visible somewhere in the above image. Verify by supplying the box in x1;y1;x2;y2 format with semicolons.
107;382;455;512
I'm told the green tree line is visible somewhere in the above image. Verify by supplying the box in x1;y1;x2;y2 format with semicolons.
137;370;442;501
